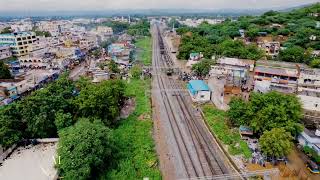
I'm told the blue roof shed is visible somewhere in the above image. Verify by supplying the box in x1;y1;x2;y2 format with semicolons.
187;80;210;95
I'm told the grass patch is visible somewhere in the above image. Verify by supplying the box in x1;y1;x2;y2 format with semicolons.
102;79;161;180
202;104;252;159
135;37;152;66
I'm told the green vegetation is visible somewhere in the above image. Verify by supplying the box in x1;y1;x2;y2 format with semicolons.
108;60;121;73
202;104;252;159
228;92;303;136
303;146;320;164
135;36;152;65
34;30;51;37
191;59;215;77
58;118;114;180
102;79;161;179
130;65;143;79
176;3;320;65
0;27;11;34
128;20;150;37
0;71;159;179
0;61;12;79
227;92;304;158
259;128;293;158
278;46;311;63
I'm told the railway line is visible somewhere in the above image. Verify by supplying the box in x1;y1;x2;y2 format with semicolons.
152;23;234;179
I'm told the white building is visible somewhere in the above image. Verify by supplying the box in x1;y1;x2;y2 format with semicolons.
10;22;33;32
37;21;62;36
298;128;320;155
187;80;211;102
0;45;12;60
0;32;37;57
96;26;113;36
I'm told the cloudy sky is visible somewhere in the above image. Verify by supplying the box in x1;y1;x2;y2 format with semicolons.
0;0;319;11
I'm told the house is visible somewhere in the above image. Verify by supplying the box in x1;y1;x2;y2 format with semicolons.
0;82;19;106
189;52;202;61
187;80;211;102
239;29;245;38
239;125;254;139
298;95;320;112
258;41;280;58
0;45;12;60
298;128;320;155
310;35;317;41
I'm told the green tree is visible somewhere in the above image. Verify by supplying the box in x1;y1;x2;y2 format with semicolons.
54;111;74;131
0;27;12;34
227;92;303;136
57;118;114;180
246;27;259;41
108;60;120;73
278;46;306;63
130;65;142;79
191;59;215;77
310;59;320;68
74;80;126;124
0;104;24;148
249;92;303;136
34;31;51;37
0;61;12;79
259;128;293;158
227;97;251;126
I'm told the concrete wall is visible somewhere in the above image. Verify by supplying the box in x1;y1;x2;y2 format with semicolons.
191;90;211;102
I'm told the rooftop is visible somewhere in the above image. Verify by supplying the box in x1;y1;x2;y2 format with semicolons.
0;143;58;180
217;57;255;67
255;66;298;77
0;31;35;37
188;80;210;95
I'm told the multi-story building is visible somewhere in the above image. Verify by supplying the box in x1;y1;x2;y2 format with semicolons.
0;45;12;60
10;22;33;32
96;26;113;36
37;21;62;37
0;32;37;57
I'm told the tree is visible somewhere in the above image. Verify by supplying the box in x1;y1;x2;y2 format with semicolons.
191;59;215;77
310;59;320;68
0;61;12;79
246;27;259;41
108;60;120;73
0;27;12;34
227;97;251;126
57;118;114;180
0;104;24;148
130;65;142;79
34;31;51;37
74;80;126;124
227;92;303;136
259;128;293;158
55;111;74;131
278;46;306;63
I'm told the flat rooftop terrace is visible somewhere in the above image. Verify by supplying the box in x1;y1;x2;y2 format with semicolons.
0;143;57;180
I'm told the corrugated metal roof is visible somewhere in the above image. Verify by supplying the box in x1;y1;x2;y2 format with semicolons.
255;66;297;77
187;80;210;95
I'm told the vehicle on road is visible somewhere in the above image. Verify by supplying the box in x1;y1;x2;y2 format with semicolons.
307;160;320;174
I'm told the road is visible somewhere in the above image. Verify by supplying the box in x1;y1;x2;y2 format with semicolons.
151;23;235;179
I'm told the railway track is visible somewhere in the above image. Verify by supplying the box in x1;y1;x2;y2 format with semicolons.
152;23;233;179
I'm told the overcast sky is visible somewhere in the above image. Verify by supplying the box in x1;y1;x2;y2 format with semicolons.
0;0;319;11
